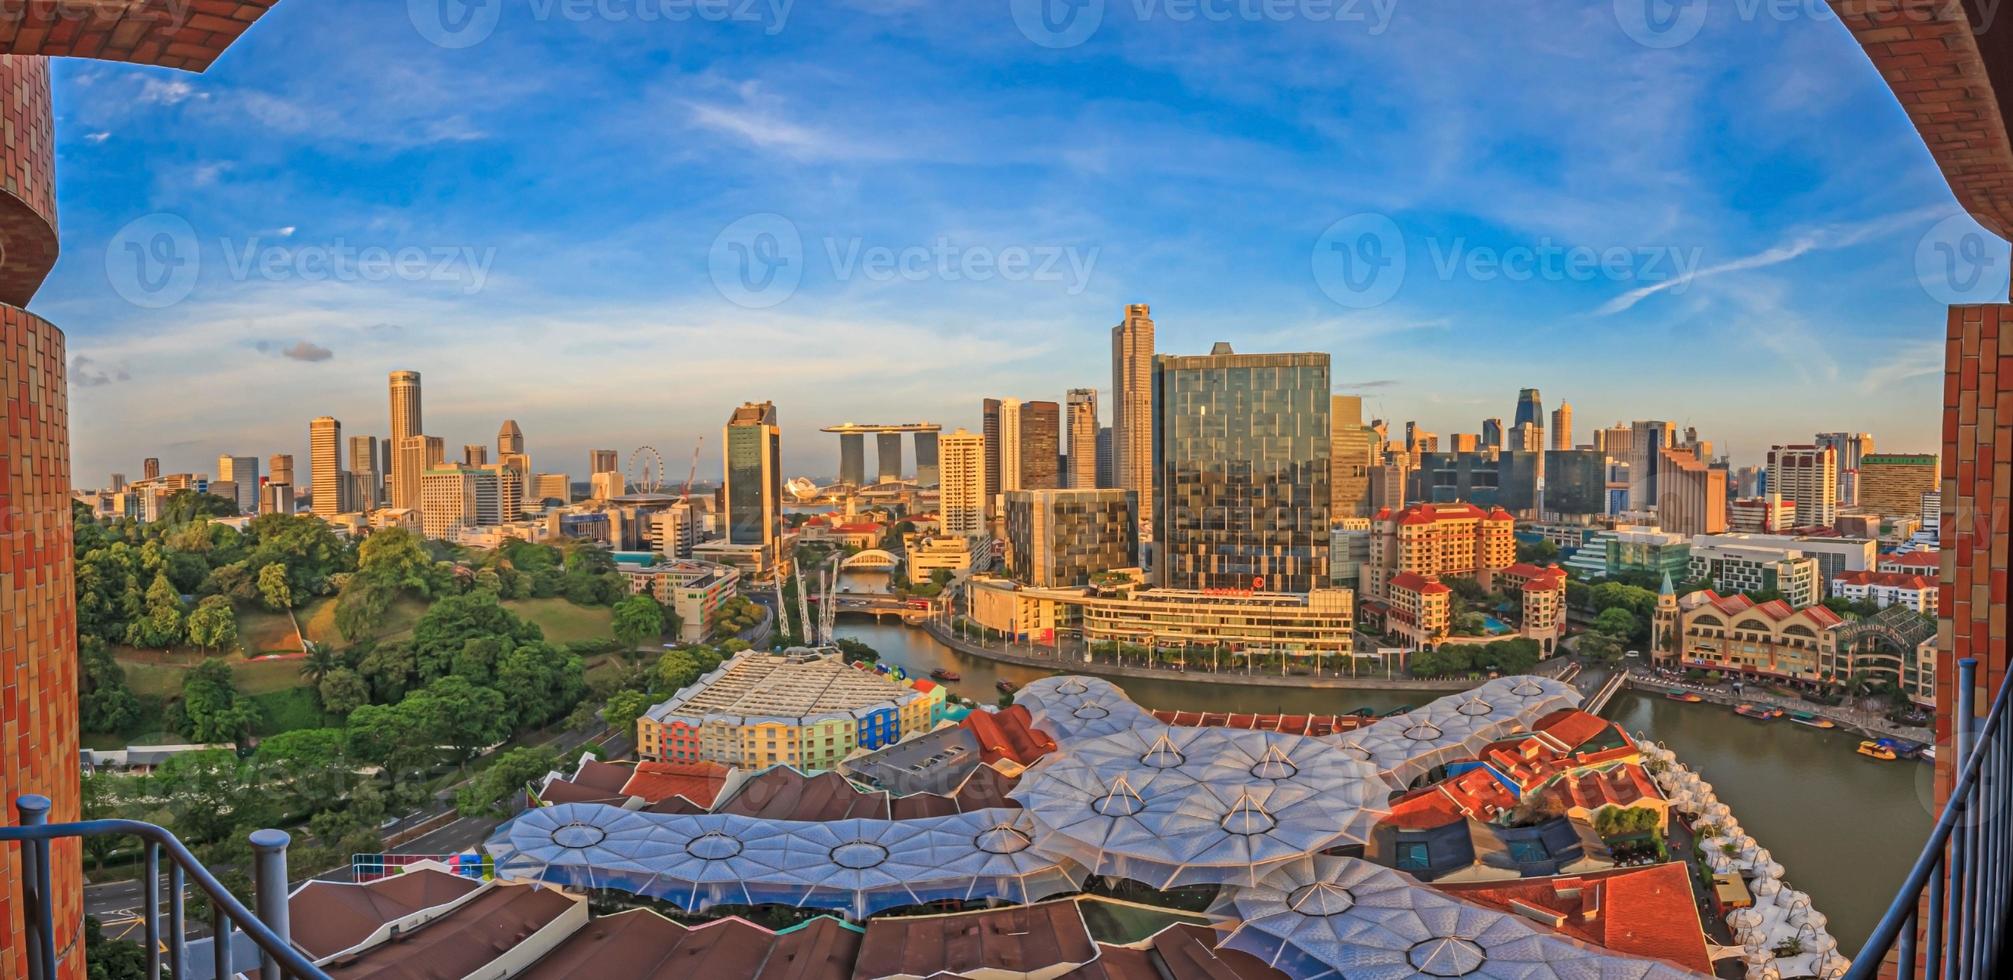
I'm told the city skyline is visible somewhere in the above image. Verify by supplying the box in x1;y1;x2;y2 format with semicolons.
35;2;1988;482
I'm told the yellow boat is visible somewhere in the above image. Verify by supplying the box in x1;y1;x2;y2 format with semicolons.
1857;740;1898;761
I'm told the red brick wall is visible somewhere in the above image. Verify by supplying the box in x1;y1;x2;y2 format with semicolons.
1;1;278;72
0;51;79;980
1936;305;2011;798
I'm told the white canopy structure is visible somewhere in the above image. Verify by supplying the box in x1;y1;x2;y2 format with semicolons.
1011;725;1390;888
1213;854;1700;980
487;802;1085;918
1014;675;1160;741
1327;676;1582;785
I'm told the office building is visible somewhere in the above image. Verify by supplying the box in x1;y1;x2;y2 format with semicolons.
419;464;505;540
1513;388;1544;430
1687;539;1823;607
1368;459;1409;513
1815;431;1873;506
1481;417;1504;449
387;370;422;507
215;454;258;515
1859;453;1938;515
463;443;489;466
1595;423;1632;460
1561;526;1690;581
1729;495;1796;533
1014;400;1061;491
591;449;621;475
1692;531;1875;590
939;428;987;536
532;472;571;505
1625;421;1675;515
1153;344;1330;592
652;503;699;560
1004;489;1140;587
1110;303;1155;510
1655;446;1726;537
591;470;627;501
143;456;161;480
1409;450;1541;514
498;418;524;456
994;397;1023;509
1550;403;1573;450
723;401;784;578
1095;425;1113;489
1365;502;1516;601
914;429;939;487
348;435;380;510
1065;388;1098;489
1767;444;1839;528
397;435;445;518
1331;395;1374;521
1545;449;1606;518
309;416;344;516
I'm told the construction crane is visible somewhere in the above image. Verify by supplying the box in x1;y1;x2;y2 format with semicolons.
680;437;704;503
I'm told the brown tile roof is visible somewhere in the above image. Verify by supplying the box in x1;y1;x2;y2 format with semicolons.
1058;924;1285;980
321;883;580;979
519;910;859;980
854;901;1098;979
569;759;635;793
1436;863;1712;974
619;760;731;808
961;705;1057;767
714;768;891;821
286;869;483;960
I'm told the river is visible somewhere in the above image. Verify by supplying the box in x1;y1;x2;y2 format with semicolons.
829;573;1932;954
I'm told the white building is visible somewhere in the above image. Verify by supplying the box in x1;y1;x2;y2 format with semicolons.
1688;539;1822;607
1831;570;1938;613
1767;444;1838;528
938;428;987;537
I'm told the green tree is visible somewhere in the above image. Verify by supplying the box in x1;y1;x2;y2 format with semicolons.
257;561;294;611
1591;607;1638;639
85;915;152;980
654;649;702;693
408;676;511;765
456;747;558;817
318;667;371;716
185;595;239;654
613;594;667;650
127;571;186;649
356;526;445;597
497;642;586;728
301;644;343;686
178;659;259;746
356;640;419;704
334;574;395;643
412;591;544;682
604;689;654;735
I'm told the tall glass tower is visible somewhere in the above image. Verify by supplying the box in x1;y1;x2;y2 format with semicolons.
1152;344;1330;593
1513;388;1544;430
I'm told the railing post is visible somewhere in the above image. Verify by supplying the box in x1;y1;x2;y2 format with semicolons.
168;861;186;980
143;843;161;980
1948;658;1977;980
16;794;56;980
249;829;293;980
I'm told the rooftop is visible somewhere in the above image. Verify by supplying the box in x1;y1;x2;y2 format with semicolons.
644;652;918;724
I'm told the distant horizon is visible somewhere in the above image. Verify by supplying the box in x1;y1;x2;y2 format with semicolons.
39;2;1986;484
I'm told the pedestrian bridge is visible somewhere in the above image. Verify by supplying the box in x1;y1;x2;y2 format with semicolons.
839;549;901;570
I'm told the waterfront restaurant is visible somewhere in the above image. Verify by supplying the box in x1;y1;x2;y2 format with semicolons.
965;576;1387;672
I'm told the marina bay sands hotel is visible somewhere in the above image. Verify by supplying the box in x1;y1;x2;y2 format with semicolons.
820;423;942;487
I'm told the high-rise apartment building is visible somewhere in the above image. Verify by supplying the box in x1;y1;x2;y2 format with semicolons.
1018;399;1062;491
1365;502;1517;601
1110;303;1155;512
1004;489;1140;587
347;435;380;510
216;454;259;515
1815;431;1873;506
309;416;344;516
1153;344;1330;592
723;401;784;577
1330;395;1373;521
1859;453;1938;515
388;370;422;508
1065;388;1098;490
995;397;1022;509
1768;444;1839;528
1550;402;1573;450
1655;446;1727;537
939;428;987;536
463;443;489;466
1513;388;1544;430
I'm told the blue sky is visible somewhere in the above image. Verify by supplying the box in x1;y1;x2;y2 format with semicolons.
36;0;2005;485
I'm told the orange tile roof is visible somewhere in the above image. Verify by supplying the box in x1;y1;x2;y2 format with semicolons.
1389;571;1451;594
1437;863;1712;974
1834;570;1938;590
618;761;731;808
1532;710;1617;754
962;705;1057;767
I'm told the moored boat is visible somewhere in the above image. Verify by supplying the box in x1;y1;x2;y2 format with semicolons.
930;668;961;682
1857;739;1899;761
1664;692;1704;703
1788;710;1836;729
1734;703;1783;720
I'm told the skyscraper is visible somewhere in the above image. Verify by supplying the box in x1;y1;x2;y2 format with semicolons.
388;370;423;509
1481;418;1504;450
1656;446;1728;536
1815;431;1873;506
1768;444;1839;528
914;430;939;487
590;449;621;475
216;454;258;515
397;435;445;513
1153;343;1330;592
839;432;867;487
463;443;489;466
1330;395;1373;521
982;398;1004;520
347;435;380;510
997;397;1023;507
1513;388;1544;430
876;431;904;483
724;401;784;576
498;419;525;456
268;453;294;486
1095;426;1113;489
940;428;987;536
1004;489;1140;587
496;421;531;503
1066;388;1098;490
1550;402;1573;450
143;456;161;480
310;416;344;516
1110;303;1155;513
1018;400;1062;491
1627;420;1675;514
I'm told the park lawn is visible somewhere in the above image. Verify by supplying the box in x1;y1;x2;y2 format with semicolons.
505;598;615;646
236;606;304;656
248;687;328;735
297;595;428;649
112;648;310;697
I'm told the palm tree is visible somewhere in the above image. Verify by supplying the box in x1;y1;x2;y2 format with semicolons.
300;644;341;686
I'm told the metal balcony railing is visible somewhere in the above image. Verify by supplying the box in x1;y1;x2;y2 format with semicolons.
0;795;329;980
1846;658;2011;979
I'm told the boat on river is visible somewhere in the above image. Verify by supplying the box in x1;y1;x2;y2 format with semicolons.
1788;710;1836;729
997;679;1019;694
1857;739;1900;761
1734;703;1785;721
930;668;961;682
1664;692;1704;703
